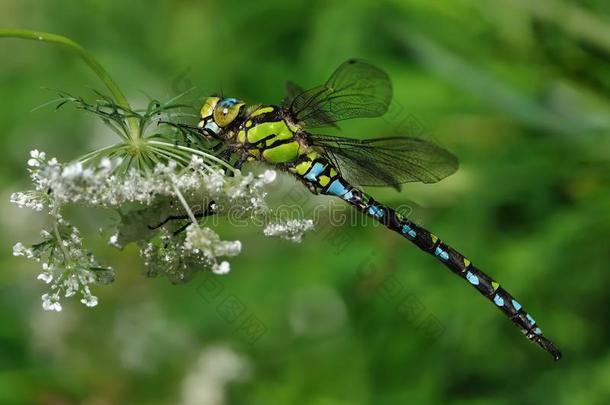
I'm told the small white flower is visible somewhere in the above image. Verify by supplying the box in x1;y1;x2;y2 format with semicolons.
80;295;98;307
264;219;314;243
37;273;53;284
61;162;83;179
108;233;121;248
100;157;112;170
215;240;242;257
27;158;40;167
30;149;45;160
41;293;62;312
261;170;277;184
12;242;26;256
64;281;77;297
212;261;231;275
190;155;204;167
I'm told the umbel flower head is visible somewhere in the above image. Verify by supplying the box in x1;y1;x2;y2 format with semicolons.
11;92;314;311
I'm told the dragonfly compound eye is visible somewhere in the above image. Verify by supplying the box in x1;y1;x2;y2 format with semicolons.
200;96;220;119
213;98;244;127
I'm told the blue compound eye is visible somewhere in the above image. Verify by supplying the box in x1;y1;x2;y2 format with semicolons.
218;98;239;108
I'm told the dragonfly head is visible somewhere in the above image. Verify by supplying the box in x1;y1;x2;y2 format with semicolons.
198;96;245;140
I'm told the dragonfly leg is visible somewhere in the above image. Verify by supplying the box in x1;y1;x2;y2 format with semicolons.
172;218;198;236
219;148;233;162
211;142;225;153
172;206;217;235
234;153;252;170
148;201;216;231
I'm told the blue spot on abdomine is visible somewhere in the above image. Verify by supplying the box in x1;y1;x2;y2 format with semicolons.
512;299;522;311
434;246;449;261
466;271;479;285
367;206;384;218
401;224;417;239
326;179;349;197
493;294;504;307
304;162;325;181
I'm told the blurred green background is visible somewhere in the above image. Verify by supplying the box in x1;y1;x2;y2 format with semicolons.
2;1;610;404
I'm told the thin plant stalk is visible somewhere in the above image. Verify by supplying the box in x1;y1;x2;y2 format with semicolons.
0;28;139;139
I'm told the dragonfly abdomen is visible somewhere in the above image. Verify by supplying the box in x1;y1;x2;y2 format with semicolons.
290;153;562;360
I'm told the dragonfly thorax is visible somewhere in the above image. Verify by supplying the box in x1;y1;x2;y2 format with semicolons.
235;105;306;164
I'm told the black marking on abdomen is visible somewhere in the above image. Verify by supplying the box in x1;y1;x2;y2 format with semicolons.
294;156;562;360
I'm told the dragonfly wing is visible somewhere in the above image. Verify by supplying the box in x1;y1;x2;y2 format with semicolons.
288;59;392;128
282;81;304;107
283;80;339;128
310;135;458;190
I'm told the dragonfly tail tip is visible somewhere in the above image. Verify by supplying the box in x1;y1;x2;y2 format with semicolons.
537;335;562;361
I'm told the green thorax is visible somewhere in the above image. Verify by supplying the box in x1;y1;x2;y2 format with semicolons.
236;105;308;164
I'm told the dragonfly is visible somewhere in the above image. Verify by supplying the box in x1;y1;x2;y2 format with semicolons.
186;59;561;360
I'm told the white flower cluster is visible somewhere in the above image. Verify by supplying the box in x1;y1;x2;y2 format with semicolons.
184;225;241;274
11;151;274;210
12;219;113;312
139;225;242;283
263;219;315;242
11;150;314;311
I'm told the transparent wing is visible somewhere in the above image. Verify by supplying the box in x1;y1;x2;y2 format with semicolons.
282;81;304;107
283;80;339;128
310;135;458;190
288;59;392;128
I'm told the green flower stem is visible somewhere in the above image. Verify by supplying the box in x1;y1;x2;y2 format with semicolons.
171;183;199;225
51;208;71;264
149;146;191;165
0;28;139;139
78;143;127;163
149;141;239;173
